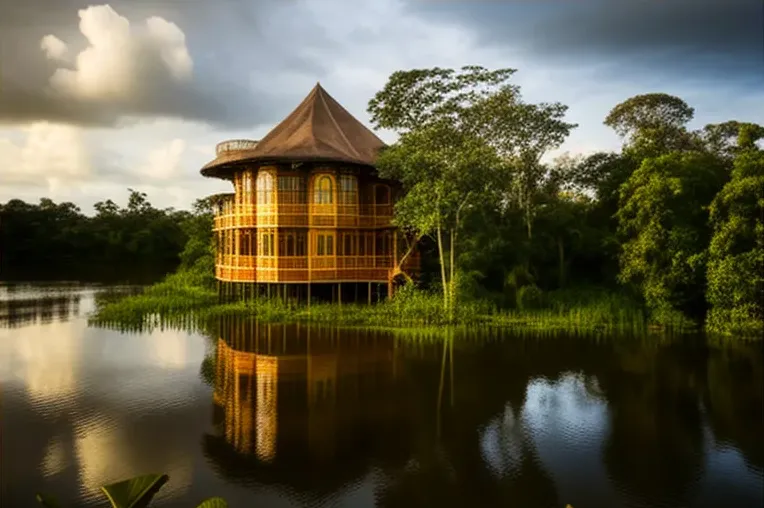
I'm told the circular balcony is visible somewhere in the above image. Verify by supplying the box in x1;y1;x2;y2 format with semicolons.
216;139;259;156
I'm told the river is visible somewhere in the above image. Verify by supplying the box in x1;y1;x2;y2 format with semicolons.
1;283;762;508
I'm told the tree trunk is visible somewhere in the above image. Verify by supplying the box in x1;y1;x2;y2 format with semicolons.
558;236;565;288
393;234;420;280
449;229;456;322
436;222;449;313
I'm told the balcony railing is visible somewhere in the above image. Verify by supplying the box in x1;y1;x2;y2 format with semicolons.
212;203;395;230
215;139;258;156
213;253;420;283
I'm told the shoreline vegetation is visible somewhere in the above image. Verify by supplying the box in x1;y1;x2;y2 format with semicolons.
89;268;685;335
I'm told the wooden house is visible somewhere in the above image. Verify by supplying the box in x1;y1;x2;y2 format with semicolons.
201;84;419;302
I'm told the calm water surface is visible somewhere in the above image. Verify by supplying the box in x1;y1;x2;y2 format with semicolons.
1;283;762;508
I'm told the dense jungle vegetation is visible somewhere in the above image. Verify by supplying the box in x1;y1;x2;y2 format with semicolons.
0;189;194;282
3;66;762;336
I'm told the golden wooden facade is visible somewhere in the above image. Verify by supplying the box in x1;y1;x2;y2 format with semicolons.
212;161;420;286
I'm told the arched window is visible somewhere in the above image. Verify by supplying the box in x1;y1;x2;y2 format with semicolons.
314;176;333;204
257;172;274;204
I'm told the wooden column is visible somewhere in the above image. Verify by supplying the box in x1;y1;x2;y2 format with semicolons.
368;282;372;305
235;229;241;279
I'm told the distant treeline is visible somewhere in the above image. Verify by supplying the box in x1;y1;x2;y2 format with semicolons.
0;190;211;283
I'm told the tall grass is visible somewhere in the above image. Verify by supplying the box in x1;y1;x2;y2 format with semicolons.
90;273;664;335
89;270;216;326
489;287;652;333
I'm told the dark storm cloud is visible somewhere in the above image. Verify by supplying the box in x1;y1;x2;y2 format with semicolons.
411;0;763;84
0;0;335;128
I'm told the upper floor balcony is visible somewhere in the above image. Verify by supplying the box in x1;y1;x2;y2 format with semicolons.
216;139;259;156
212;199;395;230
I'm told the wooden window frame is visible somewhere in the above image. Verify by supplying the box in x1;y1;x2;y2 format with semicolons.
277;175;307;204
260;230;275;256
338;175;358;205
257;171;275;205
313;175;334;205
316;232;335;256
278;230;307;257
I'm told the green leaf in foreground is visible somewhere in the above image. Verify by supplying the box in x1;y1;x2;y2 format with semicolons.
197;497;229;508
36;493;64;508
100;474;169;508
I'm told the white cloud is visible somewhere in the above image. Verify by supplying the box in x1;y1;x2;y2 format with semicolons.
48;5;193;103
139;138;186;180
2;0;761;213
40;34;69;62
0;122;92;189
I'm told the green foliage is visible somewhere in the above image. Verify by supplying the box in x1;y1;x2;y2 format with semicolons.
369;65;577;318
370;67;515;319
706;148;764;336
37;474;226;508
196;499;228;508
367;66;518;133
699;121;764;159
0;190;190;280
617;151;728;323
604;93;698;160
100;474;169;508
492;287;650;332
516;284;544;310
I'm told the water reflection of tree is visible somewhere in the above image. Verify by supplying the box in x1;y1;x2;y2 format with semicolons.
702;342;764;470
0;293;81;327
202;322;565;507
199;322;762;507
598;344;707;506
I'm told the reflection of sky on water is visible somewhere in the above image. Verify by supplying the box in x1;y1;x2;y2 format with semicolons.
0;285;207;506
73;419;194;503
5;321;84;407
481;372;763;508
0;295;207;409
481;373;623;505
694;426;764;507
521;374;620;505
42;436;68;478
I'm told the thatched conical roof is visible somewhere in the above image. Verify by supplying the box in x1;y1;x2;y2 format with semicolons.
201;84;386;178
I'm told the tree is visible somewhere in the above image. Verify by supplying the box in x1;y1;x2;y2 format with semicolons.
698;121;764;160
376;121;502;319
368;66;519;134
617;151;728;324
0;190;190;281
605;93;696;158
706;146;764;335
368;66;576;316
469;93;577;239
369;67;522;317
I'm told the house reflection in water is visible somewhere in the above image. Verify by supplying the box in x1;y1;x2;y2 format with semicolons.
210;318;404;469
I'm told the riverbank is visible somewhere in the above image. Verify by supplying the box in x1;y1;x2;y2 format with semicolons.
89;270;674;334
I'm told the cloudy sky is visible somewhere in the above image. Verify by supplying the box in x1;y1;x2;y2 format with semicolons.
1;0;761;213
